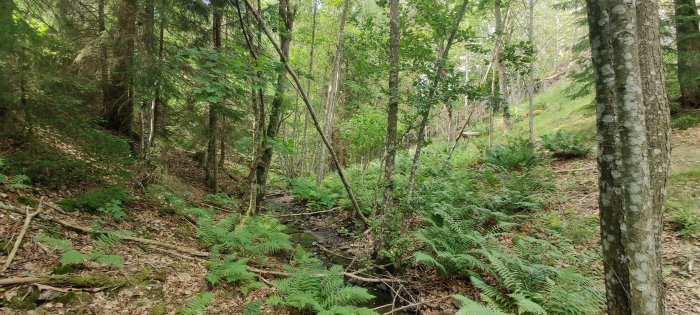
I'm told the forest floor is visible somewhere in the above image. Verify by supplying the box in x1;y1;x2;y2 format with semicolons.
1;124;699;314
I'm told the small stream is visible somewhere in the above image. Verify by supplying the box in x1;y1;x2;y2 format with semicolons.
268;196;412;314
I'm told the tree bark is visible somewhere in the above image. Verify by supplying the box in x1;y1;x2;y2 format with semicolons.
0;0;16;136
637;0;671;312
317;0;350;186
205;9;223;192
382;0;400;212
301;0;318;177
674;0;700;108
586;0;667;314
104;0;137;139
254;0;295;208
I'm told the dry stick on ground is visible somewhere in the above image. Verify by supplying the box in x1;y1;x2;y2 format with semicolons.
0;201;406;284
241;0;367;225
275;206;341;217
381;295;453;315
554;167;596;173
1;198;44;273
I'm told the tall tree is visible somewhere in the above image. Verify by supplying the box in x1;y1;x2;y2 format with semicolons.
527;0;535;144
0;0;16;136
317;0;351;186
674;0;700;108
104;0;137;139
254;0;296;208
382;0;400;211
406;0;469;197
586;0;667;314
205;2;224;192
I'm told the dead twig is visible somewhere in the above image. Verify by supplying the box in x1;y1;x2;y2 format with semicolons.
2;198;44;273
275;206;342;217
554;167;596;173
382;295;453;314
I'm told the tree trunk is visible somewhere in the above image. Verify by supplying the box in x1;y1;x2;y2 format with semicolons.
253;0;295;208
382;0;400;212
140;1;157;159
586;0;666;314
104;0;137;139
406;0;469;197
205;10;223;192
674;0;700;108
301;0;318;177
528;0;535;144
637;0;671;312
0;0;16;136
317;0;350;186
242;0;367;224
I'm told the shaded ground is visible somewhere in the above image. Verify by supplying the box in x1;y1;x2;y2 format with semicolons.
548;124;700;315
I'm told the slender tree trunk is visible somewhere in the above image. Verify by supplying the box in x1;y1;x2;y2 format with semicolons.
105;0;137;139
98;0;107;112
254;0;295;208
317;0;350;186
140;1;157;159
674;0;700;108
243;0;367;224
406;0;469;197
301;0;318;177
382;0;400;212
205;10;223;192
586;0;666;314
0;0;16;136
528;0;535;144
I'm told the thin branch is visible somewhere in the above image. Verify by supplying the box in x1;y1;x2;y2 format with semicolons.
2;198;44;273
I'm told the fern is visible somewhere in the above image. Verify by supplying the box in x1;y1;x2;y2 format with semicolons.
454;295;513;315
36;234;124;269
205;249;264;295
268;249;377;314
177;292;215;315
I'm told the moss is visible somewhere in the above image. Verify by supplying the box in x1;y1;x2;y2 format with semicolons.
52;263;76;275
52;291;77;305
51;274;127;288
4;288;40;310
148;304;167;315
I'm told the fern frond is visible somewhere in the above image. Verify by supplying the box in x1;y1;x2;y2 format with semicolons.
454;295;513;315
177;292;215;315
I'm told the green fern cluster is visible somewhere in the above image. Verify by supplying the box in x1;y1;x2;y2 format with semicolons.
205;248;264;295
267;249;378;315
187;209;293;257
177;292;215;315
36;232;128;269
0;157;30;188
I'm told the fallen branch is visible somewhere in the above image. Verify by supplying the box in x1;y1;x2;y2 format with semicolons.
276;206;342;217
382;295;453;314
0;201;406;284
554;167;596;173
0;201;209;258
0;277;46;286
2;198;44;273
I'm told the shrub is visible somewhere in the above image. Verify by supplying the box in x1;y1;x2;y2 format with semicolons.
59;187;134;213
484;138;539;171
145;184;186;214
288;177;339;211
671;115;700;130
541;130;591;158
0;157;29;188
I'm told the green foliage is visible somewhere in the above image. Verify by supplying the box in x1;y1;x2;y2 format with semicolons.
206;192;239;208
59;187;134;213
188;209;293;257
145;184;187;214
671;114;700;130
667;201;700;238
541;130;592;158
35;233;128;269
484;139;539;171
177;292;215;315
205;249;263;295
97;199;127;219
0;157;30;188
288;177;340;211
267;249;377;315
